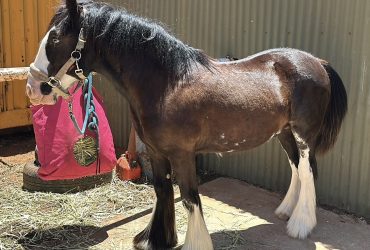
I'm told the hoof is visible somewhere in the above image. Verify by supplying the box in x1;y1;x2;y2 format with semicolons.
287;212;316;239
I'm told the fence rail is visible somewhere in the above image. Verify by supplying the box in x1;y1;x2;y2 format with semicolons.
0;67;30;82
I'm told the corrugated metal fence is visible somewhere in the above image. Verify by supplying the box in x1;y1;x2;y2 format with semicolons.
0;0;59;129
97;0;370;219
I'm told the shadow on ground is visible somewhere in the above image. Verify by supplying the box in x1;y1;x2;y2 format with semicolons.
0;131;35;158
17;225;107;250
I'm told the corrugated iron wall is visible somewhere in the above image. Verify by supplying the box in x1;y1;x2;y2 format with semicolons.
0;0;59;129
97;0;370;219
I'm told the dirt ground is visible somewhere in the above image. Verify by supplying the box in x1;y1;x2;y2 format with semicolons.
0;130;35;189
1;132;370;250
93;178;370;250
0;130;35;166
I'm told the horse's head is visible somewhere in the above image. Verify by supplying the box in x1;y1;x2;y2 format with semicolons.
26;0;92;105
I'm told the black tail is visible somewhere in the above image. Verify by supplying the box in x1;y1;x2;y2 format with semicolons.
316;63;348;154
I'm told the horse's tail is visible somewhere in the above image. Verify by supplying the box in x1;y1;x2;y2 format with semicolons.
316;62;348;154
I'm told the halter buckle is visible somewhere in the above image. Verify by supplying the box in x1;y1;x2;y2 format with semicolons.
47;77;61;87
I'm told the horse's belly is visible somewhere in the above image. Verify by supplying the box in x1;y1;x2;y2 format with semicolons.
197;112;286;153
199;131;277;153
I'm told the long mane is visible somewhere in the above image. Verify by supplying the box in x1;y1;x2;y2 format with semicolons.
50;1;210;81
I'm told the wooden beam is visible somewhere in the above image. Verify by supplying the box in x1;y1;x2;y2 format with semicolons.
0;108;32;129
0;67;29;82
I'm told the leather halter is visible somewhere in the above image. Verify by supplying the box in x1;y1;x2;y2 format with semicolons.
29;28;87;99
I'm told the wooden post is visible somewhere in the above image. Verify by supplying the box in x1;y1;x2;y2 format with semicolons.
0;67;30;82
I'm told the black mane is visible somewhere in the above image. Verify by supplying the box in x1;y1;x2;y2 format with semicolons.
51;1;210;81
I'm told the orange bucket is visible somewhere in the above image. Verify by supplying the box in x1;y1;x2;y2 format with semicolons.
116;151;142;181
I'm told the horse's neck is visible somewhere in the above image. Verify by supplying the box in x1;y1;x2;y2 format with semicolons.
97;52;169;114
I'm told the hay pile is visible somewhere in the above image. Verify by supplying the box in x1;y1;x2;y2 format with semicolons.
0;162;156;250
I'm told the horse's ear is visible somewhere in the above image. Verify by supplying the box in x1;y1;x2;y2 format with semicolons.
65;0;80;27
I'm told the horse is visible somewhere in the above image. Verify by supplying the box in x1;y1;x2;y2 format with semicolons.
26;0;348;249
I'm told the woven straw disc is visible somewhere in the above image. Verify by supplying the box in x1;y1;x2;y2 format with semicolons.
73;136;98;166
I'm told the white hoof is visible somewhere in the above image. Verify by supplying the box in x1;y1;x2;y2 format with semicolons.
287;203;316;239
287;216;316;239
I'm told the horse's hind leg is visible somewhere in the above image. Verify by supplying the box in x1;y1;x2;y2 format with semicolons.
287;130;317;239
133;152;177;249
169;152;213;250
275;130;300;220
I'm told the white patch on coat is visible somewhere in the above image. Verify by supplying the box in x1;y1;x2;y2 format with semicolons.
220;133;225;140
182;205;213;250
275;159;300;220
215;153;223;158
292;131;306;151
287;133;317;239
268;130;281;142
26;29;57;105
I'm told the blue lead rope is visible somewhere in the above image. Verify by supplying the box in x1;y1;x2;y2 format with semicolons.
69;74;98;134
68;73;101;173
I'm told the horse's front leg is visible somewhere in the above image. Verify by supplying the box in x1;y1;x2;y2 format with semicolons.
133;152;177;249
169;152;213;250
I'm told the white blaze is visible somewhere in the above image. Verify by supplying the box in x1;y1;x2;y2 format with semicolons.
26;29;56;105
34;30;51;74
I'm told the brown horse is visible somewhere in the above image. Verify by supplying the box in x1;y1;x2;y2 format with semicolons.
26;1;347;249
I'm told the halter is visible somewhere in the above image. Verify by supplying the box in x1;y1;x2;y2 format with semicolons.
29;28;87;99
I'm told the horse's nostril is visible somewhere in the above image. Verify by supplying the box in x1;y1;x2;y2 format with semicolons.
40;82;53;95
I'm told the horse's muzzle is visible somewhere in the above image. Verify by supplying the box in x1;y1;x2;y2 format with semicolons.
26;78;57;105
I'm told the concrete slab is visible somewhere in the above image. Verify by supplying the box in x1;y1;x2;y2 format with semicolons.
95;178;370;249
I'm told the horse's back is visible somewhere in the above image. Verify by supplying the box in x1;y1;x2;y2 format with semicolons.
221;48;329;86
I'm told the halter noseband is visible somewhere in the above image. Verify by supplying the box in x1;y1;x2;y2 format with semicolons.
30;28;87;99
